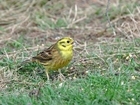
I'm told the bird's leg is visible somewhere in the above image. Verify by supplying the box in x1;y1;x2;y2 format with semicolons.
58;69;65;81
45;69;49;81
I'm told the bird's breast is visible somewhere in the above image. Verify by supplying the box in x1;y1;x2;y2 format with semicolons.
60;50;73;60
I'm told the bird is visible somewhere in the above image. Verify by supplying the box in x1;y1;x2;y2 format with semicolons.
24;37;74;80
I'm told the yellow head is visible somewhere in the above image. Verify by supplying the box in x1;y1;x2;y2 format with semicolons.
57;37;74;51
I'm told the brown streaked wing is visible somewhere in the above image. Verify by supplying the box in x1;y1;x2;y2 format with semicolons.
32;45;55;63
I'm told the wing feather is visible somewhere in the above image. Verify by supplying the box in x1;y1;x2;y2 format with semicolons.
32;44;55;63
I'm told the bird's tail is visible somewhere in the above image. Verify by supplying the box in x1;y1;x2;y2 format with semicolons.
17;58;33;70
22;59;33;65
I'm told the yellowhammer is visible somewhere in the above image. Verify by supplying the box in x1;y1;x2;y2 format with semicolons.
27;37;73;80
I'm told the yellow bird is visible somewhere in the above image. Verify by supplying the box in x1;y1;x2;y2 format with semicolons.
29;37;73;80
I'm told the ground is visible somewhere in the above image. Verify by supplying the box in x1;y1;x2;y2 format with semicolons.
0;0;140;105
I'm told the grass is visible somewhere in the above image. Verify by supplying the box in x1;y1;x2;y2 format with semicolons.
0;0;140;105
1;37;140;105
0;72;139;105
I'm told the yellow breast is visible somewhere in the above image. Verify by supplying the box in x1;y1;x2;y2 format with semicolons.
60;50;73;60
45;50;73;70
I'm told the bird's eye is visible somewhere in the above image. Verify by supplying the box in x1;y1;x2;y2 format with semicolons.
67;41;70;43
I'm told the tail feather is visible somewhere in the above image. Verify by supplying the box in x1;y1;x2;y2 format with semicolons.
22;59;33;65
17;58;33;70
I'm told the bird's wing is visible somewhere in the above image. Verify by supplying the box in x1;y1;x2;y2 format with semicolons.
32;45;55;63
